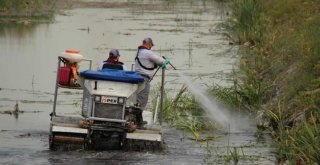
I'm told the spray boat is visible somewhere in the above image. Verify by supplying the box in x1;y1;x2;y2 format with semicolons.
49;52;163;150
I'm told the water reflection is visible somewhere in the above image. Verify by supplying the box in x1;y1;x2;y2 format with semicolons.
0;23;38;37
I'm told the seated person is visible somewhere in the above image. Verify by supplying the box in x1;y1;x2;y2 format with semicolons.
98;49;126;70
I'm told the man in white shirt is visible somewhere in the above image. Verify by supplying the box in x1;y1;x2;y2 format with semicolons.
134;37;170;127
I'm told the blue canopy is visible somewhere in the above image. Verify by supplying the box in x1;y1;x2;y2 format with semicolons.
80;69;144;84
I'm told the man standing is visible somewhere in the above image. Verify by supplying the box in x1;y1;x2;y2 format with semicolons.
134;37;170;127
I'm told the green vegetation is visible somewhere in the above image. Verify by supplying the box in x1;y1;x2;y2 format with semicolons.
0;0;64;23
0;0;52;11
150;85;217;140
213;0;320;163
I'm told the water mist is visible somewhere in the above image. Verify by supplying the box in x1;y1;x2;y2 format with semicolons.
177;71;254;132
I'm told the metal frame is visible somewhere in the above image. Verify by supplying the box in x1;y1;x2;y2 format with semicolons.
52;57;93;116
88;117;126;123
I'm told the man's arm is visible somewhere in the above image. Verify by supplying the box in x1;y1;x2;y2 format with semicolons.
149;52;165;66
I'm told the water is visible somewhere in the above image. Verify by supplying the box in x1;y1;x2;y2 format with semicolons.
0;0;276;164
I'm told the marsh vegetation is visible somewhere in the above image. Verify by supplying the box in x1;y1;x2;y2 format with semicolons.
0;0;70;23
147;0;320;164
212;0;320;164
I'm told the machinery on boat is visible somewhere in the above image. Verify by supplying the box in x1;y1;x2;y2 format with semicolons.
49;51;163;150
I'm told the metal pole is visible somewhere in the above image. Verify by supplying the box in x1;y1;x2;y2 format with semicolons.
149;67;161;82
159;67;165;125
153;94;160;124
88;60;92;70
52;57;61;116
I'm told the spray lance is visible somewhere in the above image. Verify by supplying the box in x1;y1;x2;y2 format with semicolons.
149;56;177;81
162;56;177;70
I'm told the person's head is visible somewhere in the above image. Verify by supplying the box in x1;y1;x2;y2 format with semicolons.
108;49;120;62
142;37;154;49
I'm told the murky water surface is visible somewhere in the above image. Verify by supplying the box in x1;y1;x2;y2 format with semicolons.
0;0;275;164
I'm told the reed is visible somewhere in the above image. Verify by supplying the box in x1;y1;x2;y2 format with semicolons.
265;102;320;163
205;144;246;164
151;84;215;139
227;0;264;44
222;0;320;163
209;69;272;112
0;0;57;23
172;116;204;140
0;0;54;12
290;115;320;164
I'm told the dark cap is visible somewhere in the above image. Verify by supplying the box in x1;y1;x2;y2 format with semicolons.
109;49;120;57
143;37;154;46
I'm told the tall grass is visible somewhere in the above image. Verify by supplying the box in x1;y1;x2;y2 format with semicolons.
0;0;57;22
209;68;273;112
216;0;320;163
212;0;275;113
265;103;320;164
150;85;217;140
227;0;267;45
0;0;55;12
289;115;320;164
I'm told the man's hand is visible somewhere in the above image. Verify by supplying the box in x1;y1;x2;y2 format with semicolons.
165;58;170;65
161;58;170;69
160;63;167;69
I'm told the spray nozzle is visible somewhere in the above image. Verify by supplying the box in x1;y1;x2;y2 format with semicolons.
162;56;177;70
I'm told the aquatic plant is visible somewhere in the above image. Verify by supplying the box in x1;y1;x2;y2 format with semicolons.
209;69;273;112
0;0;56;13
0;0;66;23
225;0;266;45
150;84;216;139
172;116;204;140
265;103;320;164
220;0;320;163
205;144;248;164
290;115;320;164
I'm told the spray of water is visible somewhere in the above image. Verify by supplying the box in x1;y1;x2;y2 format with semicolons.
177;71;254;132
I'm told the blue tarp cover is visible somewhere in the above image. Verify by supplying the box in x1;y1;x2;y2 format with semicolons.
80;69;144;84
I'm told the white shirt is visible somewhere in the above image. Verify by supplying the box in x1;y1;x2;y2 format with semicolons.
134;48;165;77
